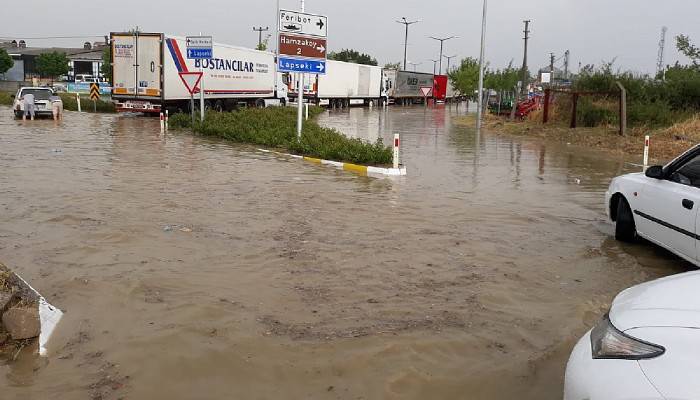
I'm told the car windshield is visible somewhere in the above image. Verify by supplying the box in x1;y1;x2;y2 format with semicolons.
21;89;53;101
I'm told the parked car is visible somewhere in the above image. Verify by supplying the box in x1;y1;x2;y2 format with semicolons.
12;87;56;119
564;271;700;399
606;144;700;266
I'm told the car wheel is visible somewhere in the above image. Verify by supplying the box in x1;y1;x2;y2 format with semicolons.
615;197;637;242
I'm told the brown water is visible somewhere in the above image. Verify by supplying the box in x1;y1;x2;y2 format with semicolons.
0;105;691;400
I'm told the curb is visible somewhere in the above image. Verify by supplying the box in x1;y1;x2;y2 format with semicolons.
258;149;407;177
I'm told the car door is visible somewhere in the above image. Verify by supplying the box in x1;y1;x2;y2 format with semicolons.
636;151;700;262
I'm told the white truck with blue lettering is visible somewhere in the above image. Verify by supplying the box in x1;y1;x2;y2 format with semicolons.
110;32;288;113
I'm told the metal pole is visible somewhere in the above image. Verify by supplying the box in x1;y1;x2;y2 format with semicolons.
297;0;305;139
439;41;443;74
190;93;195;128
476;0;488;130
520;20;530;96
199;31;205;122
404;23;409;70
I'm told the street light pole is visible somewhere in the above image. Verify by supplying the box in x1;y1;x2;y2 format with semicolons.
429;59;438;75
253;26;269;48
408;62;421;72
396;18;420;70
476;0;488;130
443;55;457;73
429;35;457;75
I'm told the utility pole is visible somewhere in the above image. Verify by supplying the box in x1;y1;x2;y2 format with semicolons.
549;52;555;85
520;20;530;96
476;0;488;130
297;0;305;139
397;18;420;71
563;50;570;80
253;26;269;48
443;54;457;73
429;59;438;75
429;35;458;74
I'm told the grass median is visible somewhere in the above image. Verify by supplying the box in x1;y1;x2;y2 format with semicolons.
169;107;393;166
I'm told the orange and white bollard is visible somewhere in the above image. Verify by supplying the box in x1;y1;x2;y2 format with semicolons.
160;112;165;133
643;135;650;172
393;133;400;169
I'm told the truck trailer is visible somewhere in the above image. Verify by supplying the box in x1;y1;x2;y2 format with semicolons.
385;70;435;105
110;32;288;113
289;60;386;107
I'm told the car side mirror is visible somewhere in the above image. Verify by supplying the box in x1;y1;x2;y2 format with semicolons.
645;165;664;179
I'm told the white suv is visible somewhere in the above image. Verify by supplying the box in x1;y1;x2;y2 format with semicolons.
12;87;58;119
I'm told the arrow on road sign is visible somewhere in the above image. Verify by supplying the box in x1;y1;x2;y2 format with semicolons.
179;72;203;95
89;83;100;101
316;63;325;72
316;19;324;30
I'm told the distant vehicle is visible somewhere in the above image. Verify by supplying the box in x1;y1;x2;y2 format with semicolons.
564;270;700;399
283;24;301;31
110;32;288;113
288;60;386;107
11;87;56;119
606;144;700;266
74;75;106;84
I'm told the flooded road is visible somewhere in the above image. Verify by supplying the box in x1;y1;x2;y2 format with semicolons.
0;105;691;399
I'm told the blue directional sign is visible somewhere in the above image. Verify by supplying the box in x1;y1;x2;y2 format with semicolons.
278;56;326;75
187;48;212;60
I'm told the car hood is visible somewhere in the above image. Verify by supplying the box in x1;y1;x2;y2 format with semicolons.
610;271;700;331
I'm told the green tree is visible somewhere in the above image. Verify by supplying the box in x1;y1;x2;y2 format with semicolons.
448;57;480;97
384;62;401;70
256;34;271;51
328;49;378;66
36;51;69;83
676;34;700;66
101;46;112;83
484;61;521;91
0;48;13;76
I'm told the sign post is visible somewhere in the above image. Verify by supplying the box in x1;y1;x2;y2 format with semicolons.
420;86;432;107
179;72;204;129
186;36;213;123
89;83;100;112
278;8;328;140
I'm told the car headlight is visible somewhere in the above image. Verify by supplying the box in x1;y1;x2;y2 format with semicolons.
591;314;665;360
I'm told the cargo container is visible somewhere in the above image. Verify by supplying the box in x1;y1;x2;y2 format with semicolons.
110;32;288;113
288;60;386;107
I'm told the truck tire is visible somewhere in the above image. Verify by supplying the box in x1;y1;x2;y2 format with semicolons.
615;197;637;242
214;100;224;113
255;99;265;108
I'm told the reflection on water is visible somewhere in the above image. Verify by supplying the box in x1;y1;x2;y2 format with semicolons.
0;105;690;400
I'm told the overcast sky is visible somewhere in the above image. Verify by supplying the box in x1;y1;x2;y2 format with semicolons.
2;0;698;75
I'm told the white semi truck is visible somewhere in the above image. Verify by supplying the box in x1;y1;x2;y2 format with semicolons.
288;60;386;107
110;32;288;113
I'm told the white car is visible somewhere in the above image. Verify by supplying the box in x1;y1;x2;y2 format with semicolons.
606;144;700;266
564;271;700;399
12;87;57;119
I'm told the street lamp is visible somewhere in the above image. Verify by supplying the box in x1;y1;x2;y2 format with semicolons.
396;17;420;71
429;35;458;74
443;54;457;73
408;61;421;72
428;59;439;75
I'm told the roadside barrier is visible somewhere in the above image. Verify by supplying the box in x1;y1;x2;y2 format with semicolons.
165;110;169;131
258;148;407;177
393;133;400;169
76;93;81;112
643;135;650;172
160;112;165;133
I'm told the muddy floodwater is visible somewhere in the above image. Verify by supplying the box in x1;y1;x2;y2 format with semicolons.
0;105;692;399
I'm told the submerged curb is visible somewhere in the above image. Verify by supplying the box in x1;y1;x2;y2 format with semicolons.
258;149;407;177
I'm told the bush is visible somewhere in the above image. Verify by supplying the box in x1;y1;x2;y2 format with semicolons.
577;99;618;127
0;91;11;106
58;93;115;113
170;107;392;166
